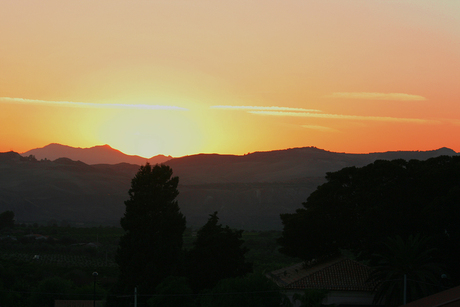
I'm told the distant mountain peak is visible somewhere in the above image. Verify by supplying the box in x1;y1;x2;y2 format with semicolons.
95;144;113;149
18;143;458;167
435;147;457;154
22;143;171;165
42;143;113;150
44;143;71;148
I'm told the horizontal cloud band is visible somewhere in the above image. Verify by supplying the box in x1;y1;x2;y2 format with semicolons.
301;125;338;132
0;97;188;111
211;105;321;112
249;111;437;124
325;92;427;101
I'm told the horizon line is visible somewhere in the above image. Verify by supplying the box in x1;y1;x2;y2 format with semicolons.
9;143;457;160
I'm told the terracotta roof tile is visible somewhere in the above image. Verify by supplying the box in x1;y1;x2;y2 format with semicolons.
269;258;375;292
402;285;460;307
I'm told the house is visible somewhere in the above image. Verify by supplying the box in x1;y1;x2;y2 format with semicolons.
268;257;379;306
401;285;460;307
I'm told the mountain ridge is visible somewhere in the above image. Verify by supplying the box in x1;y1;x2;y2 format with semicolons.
22;143;172;165
21;143;458;167
3;145;458;229
165;146;458;184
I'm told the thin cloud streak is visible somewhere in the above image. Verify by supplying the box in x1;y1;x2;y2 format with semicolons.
302;125;338;132
249;111;437;124
0;97;188;111
211;105;321;112
325;92;427;101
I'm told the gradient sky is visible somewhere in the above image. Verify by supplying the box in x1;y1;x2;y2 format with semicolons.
1;0;459;157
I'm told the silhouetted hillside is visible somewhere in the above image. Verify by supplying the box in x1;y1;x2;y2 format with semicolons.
165;147;458;184
22;143;172;165
1;147;457;229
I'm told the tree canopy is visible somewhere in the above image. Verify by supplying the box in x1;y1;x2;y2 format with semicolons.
0;210;14;229
278;156;460;282
199;273;288;307
116;163;186;296
187;212;252;292
368;235;443;306
148;276;196;307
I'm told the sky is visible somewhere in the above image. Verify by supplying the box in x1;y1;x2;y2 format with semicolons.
1;0;459;158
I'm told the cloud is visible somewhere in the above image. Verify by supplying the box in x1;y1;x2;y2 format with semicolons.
210;105;321;112
210;104;436;124
301;125;338;132
248;111;437;124
325;92;427;101
0;97;188;110
444;119;460;126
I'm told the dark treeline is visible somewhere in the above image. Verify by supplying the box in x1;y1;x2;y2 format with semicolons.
279;155;460;305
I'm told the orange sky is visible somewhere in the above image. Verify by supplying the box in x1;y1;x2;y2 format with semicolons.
1;0;459;157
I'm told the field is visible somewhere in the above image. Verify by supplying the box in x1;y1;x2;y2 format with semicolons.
0;224;298;275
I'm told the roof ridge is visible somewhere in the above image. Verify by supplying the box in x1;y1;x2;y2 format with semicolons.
304;257;347;275
267;257;374;290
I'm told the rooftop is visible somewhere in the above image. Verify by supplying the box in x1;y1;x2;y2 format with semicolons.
402;285;460;307
268;257;376;292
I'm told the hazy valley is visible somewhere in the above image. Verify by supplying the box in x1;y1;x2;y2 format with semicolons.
1;144;457;230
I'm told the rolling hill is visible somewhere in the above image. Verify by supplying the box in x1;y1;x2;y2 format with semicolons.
1;146;457;229
22;143;172;165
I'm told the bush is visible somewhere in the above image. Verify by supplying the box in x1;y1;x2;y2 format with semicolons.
200;273;288;307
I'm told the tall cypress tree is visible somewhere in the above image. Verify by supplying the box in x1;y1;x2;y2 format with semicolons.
115;163;186;296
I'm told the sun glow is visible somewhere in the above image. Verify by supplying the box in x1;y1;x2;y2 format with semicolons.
88;105;208;158
1;1;460;156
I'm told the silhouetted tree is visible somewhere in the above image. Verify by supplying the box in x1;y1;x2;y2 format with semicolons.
115;163;186;297
199;273;289;307
0;282;20;306
368;235;443;306
187;212;252;292
30;276;74;307
279;157;460;264
292;289;328;307
20;154;37;162
0;210;14;229
147;276;196;307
